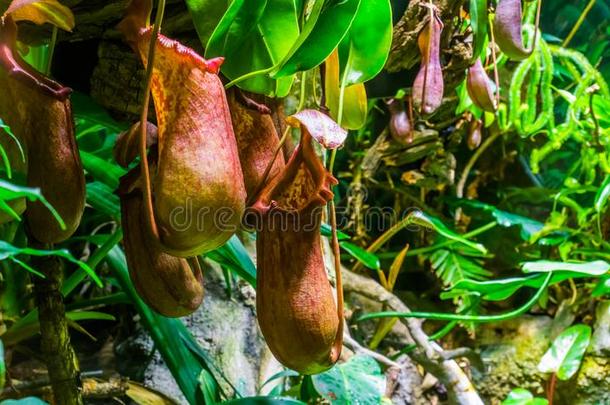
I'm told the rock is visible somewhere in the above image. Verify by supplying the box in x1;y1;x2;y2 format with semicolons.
115;261;282;402
473;314;610;405
590;301;610;356
474;315;551;402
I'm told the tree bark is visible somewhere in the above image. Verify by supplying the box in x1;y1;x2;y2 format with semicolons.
31;250;83;405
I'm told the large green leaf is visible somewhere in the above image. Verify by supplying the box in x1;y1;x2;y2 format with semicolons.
206;0;299;96
538;324;591;380
185;0;230;46
273;0;361;78
338;0;392;86
312;355;385;404
445;260;609;301
502;388;548;405
457;199;544;241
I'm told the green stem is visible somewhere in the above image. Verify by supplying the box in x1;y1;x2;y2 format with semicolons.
224;66;275;90
358;272;552;322
562;0;596;47
45;26;58;76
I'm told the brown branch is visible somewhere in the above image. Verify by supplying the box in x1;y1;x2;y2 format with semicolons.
2;377;129;401
342;268;483;405
31;250;83;405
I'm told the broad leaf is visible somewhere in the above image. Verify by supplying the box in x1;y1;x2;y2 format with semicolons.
538;324;591;380
502;388;548;405
338;0;392;85
185;0;230;45
457;199;544;241
325;49;368;130
206;0;299;96
273;0;361;78
312;355;385;404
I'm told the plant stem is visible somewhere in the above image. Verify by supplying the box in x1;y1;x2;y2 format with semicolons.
45;26;58;76
454;129;502;221
562;0;596;47
32;248;83;405
139;0;166;241
548;372;557;405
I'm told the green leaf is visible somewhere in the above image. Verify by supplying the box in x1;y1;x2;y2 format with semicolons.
594;174;610;213
222;398;305;405
312;355;385;404
410;210;487;254
340;241;380;270
273;0;361;78
538;324;592;380
320;223;350;240
502;388;548;405
0;179;64;226
431;249;491;286
86;181;120;218
469;0;488;61
445;260;609;301
0;240;101;287
80;150;125;190
0;339;5;392
338;0;392;86
206;0;299;96
0;118;25;179
185;0;230;46
106;247;222;403
456;199;544;241
206;235;257;287
522;260;610;274
0;398;49;405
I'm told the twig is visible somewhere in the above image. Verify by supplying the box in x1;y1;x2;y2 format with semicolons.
454;130;502;222
342;268;483;405
2;377;129;401
343;329;402;369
